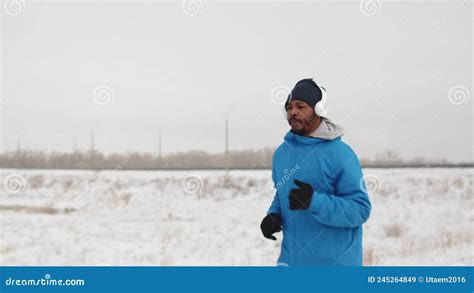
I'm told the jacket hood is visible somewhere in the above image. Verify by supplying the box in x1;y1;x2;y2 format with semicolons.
284;117;344;143
310;117;344;140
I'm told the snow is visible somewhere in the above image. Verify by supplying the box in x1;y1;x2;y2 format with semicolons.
0;168;472;266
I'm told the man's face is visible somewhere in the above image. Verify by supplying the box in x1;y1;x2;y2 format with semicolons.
286;100;318;135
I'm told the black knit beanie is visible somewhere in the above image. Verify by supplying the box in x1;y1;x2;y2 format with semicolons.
285;78;322;109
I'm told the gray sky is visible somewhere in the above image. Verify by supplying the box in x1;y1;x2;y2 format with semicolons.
1;0;472;162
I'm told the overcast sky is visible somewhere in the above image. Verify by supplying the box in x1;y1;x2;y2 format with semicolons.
1;0;472;162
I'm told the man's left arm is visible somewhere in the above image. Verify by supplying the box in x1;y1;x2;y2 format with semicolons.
308;153;372;228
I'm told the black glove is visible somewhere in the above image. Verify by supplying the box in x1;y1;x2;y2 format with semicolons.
260;213;282;241
289;179;313;210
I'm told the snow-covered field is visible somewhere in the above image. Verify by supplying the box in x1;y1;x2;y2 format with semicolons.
0;168;472;266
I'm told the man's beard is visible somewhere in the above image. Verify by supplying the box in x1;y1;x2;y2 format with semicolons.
288;113;318;135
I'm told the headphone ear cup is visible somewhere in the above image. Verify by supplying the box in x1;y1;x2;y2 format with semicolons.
315;84;328;117
315;101;328;117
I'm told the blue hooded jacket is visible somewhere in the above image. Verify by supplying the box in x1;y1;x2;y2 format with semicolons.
267;127;371;266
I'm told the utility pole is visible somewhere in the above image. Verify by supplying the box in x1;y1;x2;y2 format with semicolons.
16;138;20;158
225;117;229;172
158;131;162;169
91;131;95;154
16;138;21;166
90;130;95;169
159;132;162;160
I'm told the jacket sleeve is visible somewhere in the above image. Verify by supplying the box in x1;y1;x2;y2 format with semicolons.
309;150;371;228
267;162;282;215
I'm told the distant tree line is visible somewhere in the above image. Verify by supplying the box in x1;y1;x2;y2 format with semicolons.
0;149;471;170
0;148;273;170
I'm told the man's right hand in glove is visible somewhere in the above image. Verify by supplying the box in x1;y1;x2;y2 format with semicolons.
260;213;282;241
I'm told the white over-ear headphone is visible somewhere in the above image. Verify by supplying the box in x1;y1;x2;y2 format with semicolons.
314;85;328;117
284;80;329;118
